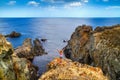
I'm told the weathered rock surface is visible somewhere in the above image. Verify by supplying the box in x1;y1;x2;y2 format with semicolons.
14;38;46;60
39;58;108;80
64;24;120;80
0;34;16;80
5;31;21;38
0;34;38;80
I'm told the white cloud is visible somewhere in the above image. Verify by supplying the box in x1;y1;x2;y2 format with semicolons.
41;0;54;3
7;1;16;5
82;0;89;3
106;6;120;9
103;0;109;2
27;1;40;7
41;0;64;3
65;2;82;8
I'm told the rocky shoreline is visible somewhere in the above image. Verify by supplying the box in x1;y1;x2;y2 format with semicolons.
63;24;120;80
0;34;46;80
0;24;120;80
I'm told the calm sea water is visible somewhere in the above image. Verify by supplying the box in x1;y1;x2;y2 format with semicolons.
0;18;120;75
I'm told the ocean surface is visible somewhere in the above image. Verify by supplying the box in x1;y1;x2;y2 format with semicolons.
0;18;120;75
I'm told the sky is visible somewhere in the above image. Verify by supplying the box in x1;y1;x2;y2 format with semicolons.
0;0;120;17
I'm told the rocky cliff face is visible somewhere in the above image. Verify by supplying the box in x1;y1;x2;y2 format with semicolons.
39;58;108;80
0;34;16;80
0;34;38;80
64;24;120;80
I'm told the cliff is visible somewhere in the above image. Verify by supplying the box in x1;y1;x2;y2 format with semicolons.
64;24;120;80
0;34;38;80
39;58;108;80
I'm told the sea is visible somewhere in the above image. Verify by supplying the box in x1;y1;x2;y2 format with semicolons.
0;18;120;75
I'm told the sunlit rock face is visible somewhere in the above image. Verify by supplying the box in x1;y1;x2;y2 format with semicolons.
64;24;120;80
0;34;16;80
39;58;108;80
0;34;38;80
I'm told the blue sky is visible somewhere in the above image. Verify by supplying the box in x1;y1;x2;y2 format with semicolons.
0;0;120;17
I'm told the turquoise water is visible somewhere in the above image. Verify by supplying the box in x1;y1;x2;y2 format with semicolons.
0;18;120;75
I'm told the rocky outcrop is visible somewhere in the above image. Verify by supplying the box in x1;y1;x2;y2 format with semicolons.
5;31;21;38
0;34;38;80
14;38;46;60
0;34;16;80
39;58;108;80
64;24;120;80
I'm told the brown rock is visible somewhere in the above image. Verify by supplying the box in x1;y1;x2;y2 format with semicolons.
64;24;120;80
5;31;21;38
39;58;108;80
14;38;46;60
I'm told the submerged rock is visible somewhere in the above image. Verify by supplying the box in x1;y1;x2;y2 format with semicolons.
0;34;38;80
39;58;108;80
5;31;21;38
14;38;46;60
64;24;120;80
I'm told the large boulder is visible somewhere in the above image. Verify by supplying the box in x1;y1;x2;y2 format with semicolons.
64;24;120;80
39;58;108;80
0;34;38;80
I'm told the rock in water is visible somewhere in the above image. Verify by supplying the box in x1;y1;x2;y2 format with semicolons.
5;31;21;38
0;34;38;80
33;38;46;56
14;38;46;60
0;34;16;80
63;24;120;80
39;58;108;80
41;39;47;42
14;38;34;60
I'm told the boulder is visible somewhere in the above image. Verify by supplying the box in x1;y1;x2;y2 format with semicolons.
39;58;108;80
5;31;21;38
63;24;120;80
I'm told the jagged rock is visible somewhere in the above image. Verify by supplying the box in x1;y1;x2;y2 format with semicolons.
39;58;108;80
0;34;38;80
64;24;120;80
0;34;16;80
12;54;38;80
33;38;46;56
5;31;21;38
14;38;34;60
14;38;46;60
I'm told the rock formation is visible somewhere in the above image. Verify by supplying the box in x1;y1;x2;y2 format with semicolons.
39;58;108;80
5;31;21;38
0;34;38;80
14;38;46;60
64;24;120;80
